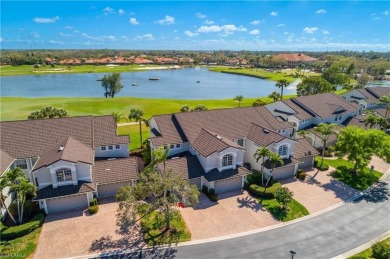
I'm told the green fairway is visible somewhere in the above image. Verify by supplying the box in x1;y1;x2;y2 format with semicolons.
117;123;150;150
209;66;296;83
0;95;290;122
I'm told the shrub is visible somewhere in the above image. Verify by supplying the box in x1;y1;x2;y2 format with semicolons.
298;172;306;181
1;213;45;240
246;171;263;185
202;186;218;202
372;239;390;259
209;188;215;195
349;255;367;259
316;163;329;171
296;169;303;175
248;182;281;198
88;205;99;215
89;198;98;207
8;200;40;221
313;160;318;167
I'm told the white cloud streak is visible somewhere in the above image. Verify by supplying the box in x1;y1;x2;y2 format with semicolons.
316;9;326;14
156;15;175;25
270;11;278;16
129;18;139;25
303;27;318;34
33;16;60;23
249;29;260;35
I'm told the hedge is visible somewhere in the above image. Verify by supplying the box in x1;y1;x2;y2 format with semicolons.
89;198;98;207
248;182;281;198
88;205;99;215
202;186;218;202
1;213;45;240
316;163;329;171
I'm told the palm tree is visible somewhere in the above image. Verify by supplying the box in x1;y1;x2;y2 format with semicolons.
0;177;17;224
268;91;281;102
379;95;390;119
377;117;388;130
253;147;271;186
180;105;190;112
314;123;338;166
12;178;37;224
264;153;284;192
275;79;290;100
233;95;244;107
364;114;379;129
4;167;25;185
298;129;309;138
112;112;127;123
128;108;149;149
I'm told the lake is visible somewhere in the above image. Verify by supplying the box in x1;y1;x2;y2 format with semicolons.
0;68;298;99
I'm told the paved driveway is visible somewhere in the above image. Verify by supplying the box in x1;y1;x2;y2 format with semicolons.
34;198;144;259
180;190;278;240
280;167;360;214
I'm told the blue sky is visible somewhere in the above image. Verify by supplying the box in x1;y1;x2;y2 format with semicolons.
1;1;389;51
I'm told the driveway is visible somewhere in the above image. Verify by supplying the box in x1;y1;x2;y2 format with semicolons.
369;155;390;174
180;190;278;240
34;198;144;259
280;167;360;214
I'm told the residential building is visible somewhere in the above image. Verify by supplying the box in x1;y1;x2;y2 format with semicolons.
341;87;390;112
272;53;317;68
0;116;139;214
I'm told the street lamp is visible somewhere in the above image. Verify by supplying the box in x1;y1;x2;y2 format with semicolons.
290;249;297;259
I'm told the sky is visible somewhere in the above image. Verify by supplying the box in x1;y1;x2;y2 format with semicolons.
1;1;389;51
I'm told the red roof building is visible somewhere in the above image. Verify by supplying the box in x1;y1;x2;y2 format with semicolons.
273;53;317;68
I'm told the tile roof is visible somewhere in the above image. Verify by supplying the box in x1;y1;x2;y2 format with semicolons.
263;157;303;170
294;138;320;159
341;114;379;129
273;53;317;62
34;181;96;200
292;93;357;118
150;115;187;147
246;123;286;147
33;137;94;171
204;166;250;182
308;127;339;144
355;89;381;104
373;108;387;118
282;99;315;120
0;116;129;172
0;150;14;175
92;157;139;185
157;156;204;180
366;87;390;99
253;106;293;129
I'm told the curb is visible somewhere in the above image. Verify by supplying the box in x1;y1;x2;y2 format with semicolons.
66;166;390;259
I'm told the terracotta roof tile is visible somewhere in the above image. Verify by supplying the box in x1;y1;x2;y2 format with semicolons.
93;157;138;185
273;53;317;62
246;123;286;147
294;138;319;159
0;150;14;175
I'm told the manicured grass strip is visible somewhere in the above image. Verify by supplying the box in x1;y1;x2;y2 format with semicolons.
347;237;390;259
209;66;296;83
260;198;309;222
117;124;150;151
0;227;42;259
315;157;382;191
140;210;191;246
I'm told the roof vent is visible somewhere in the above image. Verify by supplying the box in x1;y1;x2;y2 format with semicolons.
216;135;222;140
58;145;64;152
107;158;116;161
105;168;111;171
263;129;270;133
171;157;179;160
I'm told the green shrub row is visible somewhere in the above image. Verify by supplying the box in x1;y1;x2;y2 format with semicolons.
1;213;45;240
248;181;281;198
315;163;329;171
202;186;218;202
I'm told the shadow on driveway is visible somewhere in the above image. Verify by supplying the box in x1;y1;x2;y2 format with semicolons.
96;247;177;259
352;181;389;204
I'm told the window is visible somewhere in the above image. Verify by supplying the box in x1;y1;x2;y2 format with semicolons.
281;129;285;133
35;177;39;187
222;154;233;167
108;145;113;150
56;168;72;182
335;116;338;121
338;115;342;120
237;139;244;147
176;144;181;148
278;145;288;156
115;145;120;149
15;160;28;170
101;146;106;151
170;144;175;149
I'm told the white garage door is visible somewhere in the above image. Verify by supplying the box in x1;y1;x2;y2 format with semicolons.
298;156;314;169
189;178;201;189
272;165;296;179
98;181;131;198
214;176;243;194
47;194;87;214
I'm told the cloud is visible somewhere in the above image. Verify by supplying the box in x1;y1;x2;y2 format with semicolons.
250;20;261;25
156;15;175;25
384;11;389;16
118;9;125;15
270;11;278;16
277;24;285;27
0;37;3;42
204;20;214;25
104;36;116;40
129;18;139;25
30;32;40;38
33;16;60;23
323;30;330;35
135;33;154;40
197;24;247;33
64;26;73;30
249;29;260;35
59;32;71;37
303;27;318;34
184;30;199;37
103;7;114;13
48;40;64;44
196;12;206;18
316;9;326;14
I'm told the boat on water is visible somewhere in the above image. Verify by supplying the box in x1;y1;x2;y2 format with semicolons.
196;79;200;83
132;82;138;86
149;78;160;80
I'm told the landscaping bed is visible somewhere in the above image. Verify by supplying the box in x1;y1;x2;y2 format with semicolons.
260;198;309;222
348;237;390;259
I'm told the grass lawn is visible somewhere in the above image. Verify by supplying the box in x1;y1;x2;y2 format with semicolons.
315;157;382;191
209;66;296;83
140;210;191;246
0;227;42;259
117;123;150;150
260;198;309;222
348;237;390;259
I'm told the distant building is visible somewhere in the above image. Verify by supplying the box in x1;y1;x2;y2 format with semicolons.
273;53;317;68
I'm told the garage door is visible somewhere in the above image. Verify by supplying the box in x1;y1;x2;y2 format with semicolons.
272;165;296;179
189;178;201;189
47;194;87;214
214;176;243;194
298;156;314;169
98;181;131;198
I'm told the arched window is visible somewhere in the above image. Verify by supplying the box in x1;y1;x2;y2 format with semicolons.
278;145;288;156
222;154;233;167
56;168;72;182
